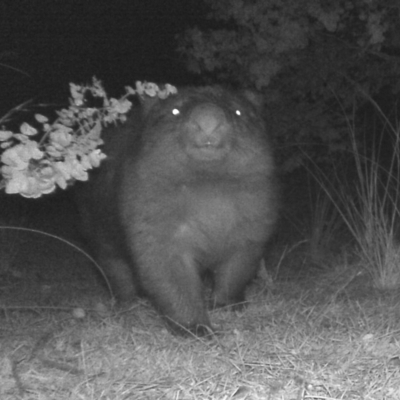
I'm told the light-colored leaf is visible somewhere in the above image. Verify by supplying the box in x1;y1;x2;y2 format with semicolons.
20;122;38;136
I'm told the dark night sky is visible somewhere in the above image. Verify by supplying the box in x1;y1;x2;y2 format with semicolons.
0;0;209;112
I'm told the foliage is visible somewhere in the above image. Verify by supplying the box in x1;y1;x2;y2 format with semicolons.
315;104;400;289
0;79;177;198
341;122;400;289
179;0;400;169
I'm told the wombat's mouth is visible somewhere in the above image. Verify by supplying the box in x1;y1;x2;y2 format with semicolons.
186;142;230;162
184;103;232;162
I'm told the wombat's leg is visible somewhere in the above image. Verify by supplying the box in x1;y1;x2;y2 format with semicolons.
211;245;262;309
99;256;137;302
139;249;212;336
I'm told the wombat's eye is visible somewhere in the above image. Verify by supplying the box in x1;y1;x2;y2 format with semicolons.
235;109;242;117
172;108;180;116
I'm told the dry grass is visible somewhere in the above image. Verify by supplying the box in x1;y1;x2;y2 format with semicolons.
307;190;345;268
1;248;400;400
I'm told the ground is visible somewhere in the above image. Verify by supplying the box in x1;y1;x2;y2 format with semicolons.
0;188;400;399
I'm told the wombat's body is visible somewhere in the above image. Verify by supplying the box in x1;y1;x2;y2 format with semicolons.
75;86;277;335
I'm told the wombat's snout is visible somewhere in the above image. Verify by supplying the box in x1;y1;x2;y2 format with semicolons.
187;103;229;148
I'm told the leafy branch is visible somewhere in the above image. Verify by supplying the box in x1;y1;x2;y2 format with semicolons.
0;78;177;198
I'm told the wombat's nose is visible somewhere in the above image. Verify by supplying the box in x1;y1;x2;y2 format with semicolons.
189;104;228;147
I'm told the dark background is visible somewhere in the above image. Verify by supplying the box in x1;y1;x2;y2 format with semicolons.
0;0;209;114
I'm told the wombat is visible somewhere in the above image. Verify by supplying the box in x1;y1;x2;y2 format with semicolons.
75;85;277;335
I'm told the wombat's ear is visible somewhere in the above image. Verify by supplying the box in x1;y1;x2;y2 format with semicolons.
242;90;264;110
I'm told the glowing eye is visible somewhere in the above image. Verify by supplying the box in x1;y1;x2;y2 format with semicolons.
172;108;180;116
235;109;242;117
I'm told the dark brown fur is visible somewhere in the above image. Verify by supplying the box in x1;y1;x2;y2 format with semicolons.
75;86;277;335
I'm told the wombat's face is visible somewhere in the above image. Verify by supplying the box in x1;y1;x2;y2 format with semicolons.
143;87;266;164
